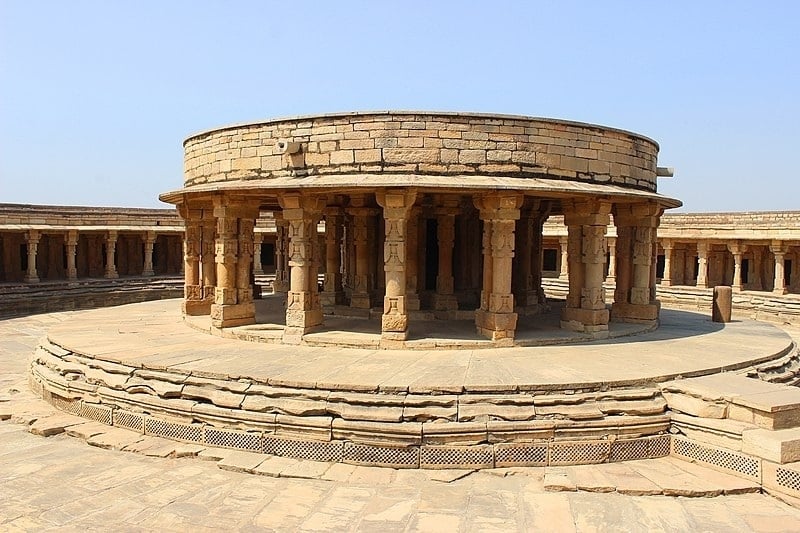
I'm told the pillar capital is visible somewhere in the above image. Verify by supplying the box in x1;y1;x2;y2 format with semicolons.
563;198;611;227
375;188;418;215
474;192;523;221
770;240;787;256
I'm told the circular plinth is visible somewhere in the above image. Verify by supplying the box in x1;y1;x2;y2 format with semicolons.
30;300;794;469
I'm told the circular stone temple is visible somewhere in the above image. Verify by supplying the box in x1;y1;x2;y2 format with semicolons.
160;111;681;347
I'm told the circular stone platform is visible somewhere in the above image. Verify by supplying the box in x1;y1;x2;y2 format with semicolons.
30;299;795;469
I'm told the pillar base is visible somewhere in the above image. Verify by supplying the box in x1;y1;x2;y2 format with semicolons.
183;300;211;316
773;288;788;295
24;274;40;283
560;307;609;333
350;293;372;309
105;271;119;280
611;302;659;323
432;293;458;312
406;293;421;311
475;309;518;342
321;291;344;311
660;279;672;287
211;303;256;328
282;325;320;345
142;269;155;277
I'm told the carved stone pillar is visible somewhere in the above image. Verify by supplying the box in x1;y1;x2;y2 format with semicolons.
558;235;569;280
104;230;118;279
728;242;743;291
65;230;78;281
273;213;289;293
605;236;617;285
696;242;709;288
432;199;459;314
24;230;40;283
661;239;673;286
610;203;662;324
751;248;764;291
405;207;421;311
253;232;264;275
321;207;344;310
561;199;611;334
515;200;550;315
200;210;216;311
347;198;377;310
474;193;522;344
376;188;417;346
142;231;155;276
771;241;787;294
181;207;203;315
210;197;258;328
281;193;325;343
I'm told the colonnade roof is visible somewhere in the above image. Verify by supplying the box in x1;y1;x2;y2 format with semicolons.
160;175;682;211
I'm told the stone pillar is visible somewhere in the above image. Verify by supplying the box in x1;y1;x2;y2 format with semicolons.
751;248;764;291
376;188;417;346
611;203;662;324
432;199;459;314
24;230;40;283
561;199;612;334
253;232;264;275
474;193;522;344
104;231;118;279
321;207;344;310
558;236;569;280
347;198;377;310
181;207;203;315
661;239;673;286
65;230;78;281
280;193;325;343
771;241;787;294
605;236;617;285
515;200;550;315
696;242;709;288
728;242;743;292
273;213;289;293
142;231;155;276
211;197;258;328
405;207;421;311
200;210;216;311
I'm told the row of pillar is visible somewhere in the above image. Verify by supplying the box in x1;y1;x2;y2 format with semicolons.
16;229;158;283
660;240;790;294
180;191;667;346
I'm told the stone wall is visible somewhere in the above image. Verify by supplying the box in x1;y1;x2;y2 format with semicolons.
183;112;659;192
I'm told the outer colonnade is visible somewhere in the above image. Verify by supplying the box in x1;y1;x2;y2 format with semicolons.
178;191;666;346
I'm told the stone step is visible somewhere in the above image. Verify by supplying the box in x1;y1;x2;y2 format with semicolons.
662;373;800;430
742;427;800;464
671;412;757;451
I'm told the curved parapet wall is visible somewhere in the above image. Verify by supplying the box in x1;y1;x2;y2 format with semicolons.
181;112;660;193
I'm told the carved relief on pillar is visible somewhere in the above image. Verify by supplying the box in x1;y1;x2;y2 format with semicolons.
610;202;662;324
473;192;522;344
209;196;258;328
375;188;417;344
142;230;156;277
201;212;217;302
181;207;202;307
560;199;611;335
632;227;653;266
279;193;326;342
432;198;459;313
321;207;344;308
346;202;378;309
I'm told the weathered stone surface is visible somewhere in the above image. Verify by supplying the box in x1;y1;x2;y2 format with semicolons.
742;427;800;463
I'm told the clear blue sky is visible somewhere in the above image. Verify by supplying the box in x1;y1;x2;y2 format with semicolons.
1;1;798;212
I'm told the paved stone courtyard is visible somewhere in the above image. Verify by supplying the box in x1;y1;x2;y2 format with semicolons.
4;311;800;531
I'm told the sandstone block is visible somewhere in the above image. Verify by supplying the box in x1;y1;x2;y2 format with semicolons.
742;427;800;463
